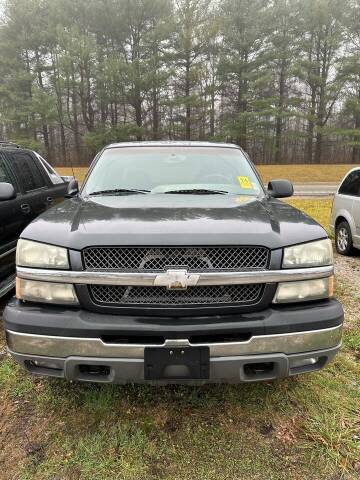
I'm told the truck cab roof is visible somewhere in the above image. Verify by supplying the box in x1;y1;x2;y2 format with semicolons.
105;141;241;150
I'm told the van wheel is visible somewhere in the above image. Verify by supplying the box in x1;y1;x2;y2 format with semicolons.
335;221;354;255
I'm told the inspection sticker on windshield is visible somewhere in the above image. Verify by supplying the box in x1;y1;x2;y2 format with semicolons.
237;176;252;189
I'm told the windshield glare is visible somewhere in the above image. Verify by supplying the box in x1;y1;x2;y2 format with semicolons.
83;146;263;196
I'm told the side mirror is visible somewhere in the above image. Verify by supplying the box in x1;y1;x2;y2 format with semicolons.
267;179;294;198
0;182;16;201
66;179;79;197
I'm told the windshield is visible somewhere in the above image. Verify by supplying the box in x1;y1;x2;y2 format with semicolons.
82;146;263;196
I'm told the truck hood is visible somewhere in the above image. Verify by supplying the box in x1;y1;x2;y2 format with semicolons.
21;194;327;250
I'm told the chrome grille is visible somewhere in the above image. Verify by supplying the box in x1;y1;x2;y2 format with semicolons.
90;284;264;306
83;246;269;271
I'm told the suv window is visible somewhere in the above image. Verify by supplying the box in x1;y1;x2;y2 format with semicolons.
9;151;46;192
338;170;360;196
0;157;12;184
35;153;64;185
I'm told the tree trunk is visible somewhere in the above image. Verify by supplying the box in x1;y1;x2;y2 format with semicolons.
79;63;94;132
185;55;191;140
314;47;327;164
236;76;247;151
71;68;81;162
352;87;360;163
209;75;215;137
35;51;51;159
235;50;249;151
152;87;160;140
59;123;66;165
24;50;37;141
275;58;286;164
314;130;322;164
306;86;316;163
51;52;66;164
134;92;143;140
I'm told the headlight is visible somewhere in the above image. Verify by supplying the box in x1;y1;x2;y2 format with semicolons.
16;278;79;305
16;239;69;269
273;277;334;304
283;239;332;268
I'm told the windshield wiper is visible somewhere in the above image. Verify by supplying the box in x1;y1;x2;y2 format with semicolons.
88;188;150;196
164;188;228;195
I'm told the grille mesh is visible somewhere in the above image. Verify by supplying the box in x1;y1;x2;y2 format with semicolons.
83;246;269;271
90;284;263;306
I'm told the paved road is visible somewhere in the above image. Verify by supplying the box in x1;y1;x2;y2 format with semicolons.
292;183;337;197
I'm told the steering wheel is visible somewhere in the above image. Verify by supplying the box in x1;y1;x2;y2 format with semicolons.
202;173;231;184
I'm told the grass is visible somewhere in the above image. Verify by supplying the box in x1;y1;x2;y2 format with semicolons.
258;164;360;184
286;198;333;236
0;198;359;480
57;164;360;185
1;351;359;480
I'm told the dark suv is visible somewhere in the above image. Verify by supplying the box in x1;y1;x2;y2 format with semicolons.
4;142;343;384
0;142;68;298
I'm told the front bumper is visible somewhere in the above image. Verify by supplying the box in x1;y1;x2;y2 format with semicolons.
4;298;343;384
8;345;340;385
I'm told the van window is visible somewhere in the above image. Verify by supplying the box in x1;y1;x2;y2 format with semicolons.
338;170;360;196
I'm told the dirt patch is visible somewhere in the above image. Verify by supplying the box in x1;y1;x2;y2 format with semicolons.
0;300;51;477
0;401;25;478
0;393;55;478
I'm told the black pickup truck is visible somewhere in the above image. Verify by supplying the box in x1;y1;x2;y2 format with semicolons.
4;142;343;384
0;142;69;298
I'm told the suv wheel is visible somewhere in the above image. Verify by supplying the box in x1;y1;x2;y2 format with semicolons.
335;221;354;255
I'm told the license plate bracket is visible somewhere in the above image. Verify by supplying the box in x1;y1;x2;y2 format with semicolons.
144;346;210;380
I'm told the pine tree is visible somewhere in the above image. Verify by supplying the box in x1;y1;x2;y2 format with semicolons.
219;0;271;157
295;0;346;163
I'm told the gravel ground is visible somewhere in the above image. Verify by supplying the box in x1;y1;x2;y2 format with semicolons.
334;250;360;280
334;250;360;328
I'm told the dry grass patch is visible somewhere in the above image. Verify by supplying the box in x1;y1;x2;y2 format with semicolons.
258;164;359;184
286;198;332;236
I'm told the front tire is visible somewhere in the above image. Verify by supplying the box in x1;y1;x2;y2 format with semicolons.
335;221;354;255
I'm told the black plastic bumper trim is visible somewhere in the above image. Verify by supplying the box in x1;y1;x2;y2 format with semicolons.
3;297;344;339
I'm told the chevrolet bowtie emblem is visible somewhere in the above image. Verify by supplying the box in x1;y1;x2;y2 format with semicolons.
153;269;200;290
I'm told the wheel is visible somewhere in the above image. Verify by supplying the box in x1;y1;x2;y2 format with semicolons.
335;221;354;255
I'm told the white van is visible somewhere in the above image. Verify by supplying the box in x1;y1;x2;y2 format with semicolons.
330;168;360;255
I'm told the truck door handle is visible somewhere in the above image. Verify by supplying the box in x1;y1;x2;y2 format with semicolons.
21;203;31;214
46;196;53;204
